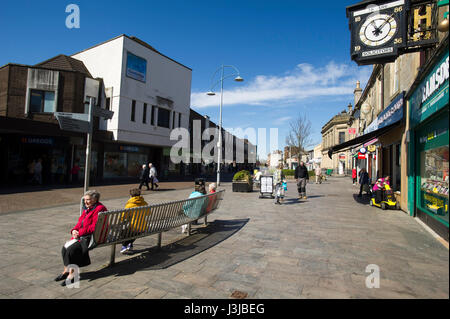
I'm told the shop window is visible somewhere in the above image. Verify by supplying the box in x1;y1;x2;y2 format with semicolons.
131;100;136;122
158;108;170;128
127;153;148;177
419;146;449;224
104;152;127;178
30;90;55;113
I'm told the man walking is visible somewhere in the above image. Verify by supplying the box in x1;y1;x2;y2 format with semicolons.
149;163;159;190
138;164;150;190
295;161;309;199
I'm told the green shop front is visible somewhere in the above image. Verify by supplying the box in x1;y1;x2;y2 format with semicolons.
407;45;449;241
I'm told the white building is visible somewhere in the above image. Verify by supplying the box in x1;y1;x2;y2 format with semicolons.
72;35;192;178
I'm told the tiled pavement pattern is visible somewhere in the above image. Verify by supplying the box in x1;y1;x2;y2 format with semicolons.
0;177;448;299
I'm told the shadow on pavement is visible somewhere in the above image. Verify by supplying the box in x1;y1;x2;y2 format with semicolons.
353;193;371;205
81;219;249;282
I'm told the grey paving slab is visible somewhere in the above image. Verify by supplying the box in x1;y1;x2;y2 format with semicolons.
0;177;448;299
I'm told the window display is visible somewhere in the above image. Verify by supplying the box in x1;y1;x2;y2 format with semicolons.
104;152;127;178
419;146;449;222
127;153;148;177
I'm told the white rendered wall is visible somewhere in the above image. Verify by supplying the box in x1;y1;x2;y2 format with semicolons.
72;35;192;147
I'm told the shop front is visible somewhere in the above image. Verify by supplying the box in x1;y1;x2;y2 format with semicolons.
407;46;449;240
1;134;72;186
102;144;151;179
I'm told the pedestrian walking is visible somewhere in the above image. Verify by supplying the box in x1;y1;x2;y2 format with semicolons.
315;165;322;184
56;190;107;286
358;168;371;197
34;158;43;185
148;163;159;190
295;161;309;199
352;168;357;185
71;161;80;184
138;164;150;190
27;160;35;184
120;188;149;254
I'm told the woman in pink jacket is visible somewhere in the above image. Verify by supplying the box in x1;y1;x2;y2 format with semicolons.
55;190;107;286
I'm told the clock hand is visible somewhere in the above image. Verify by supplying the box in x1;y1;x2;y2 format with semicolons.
377;13;395;33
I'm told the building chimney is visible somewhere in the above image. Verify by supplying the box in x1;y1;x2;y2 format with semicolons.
354;80;362;107
348;103;353;114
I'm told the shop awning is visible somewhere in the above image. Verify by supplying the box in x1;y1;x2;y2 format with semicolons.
328;121;402;159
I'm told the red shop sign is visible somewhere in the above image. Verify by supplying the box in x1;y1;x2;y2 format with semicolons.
358;153;366;159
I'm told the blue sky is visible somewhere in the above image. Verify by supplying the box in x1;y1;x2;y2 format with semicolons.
0;0;372;159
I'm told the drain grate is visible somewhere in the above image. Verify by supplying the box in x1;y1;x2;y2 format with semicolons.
230;290;248;299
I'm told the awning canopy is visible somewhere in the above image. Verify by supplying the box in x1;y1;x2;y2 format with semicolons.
328;121;403;159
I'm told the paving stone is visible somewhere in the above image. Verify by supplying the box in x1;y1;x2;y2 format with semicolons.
0;178;448;299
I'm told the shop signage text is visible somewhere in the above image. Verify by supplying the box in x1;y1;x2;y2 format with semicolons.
21;137;54;145
363;92;404;134
421;55;449;104
410;50;449;125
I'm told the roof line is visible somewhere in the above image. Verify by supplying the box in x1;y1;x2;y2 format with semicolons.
71;34;192;71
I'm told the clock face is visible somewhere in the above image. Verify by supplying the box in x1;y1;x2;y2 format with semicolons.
360;13;398;47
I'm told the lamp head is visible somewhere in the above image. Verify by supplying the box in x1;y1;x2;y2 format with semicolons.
206;91;216;96
438;16;449;32
234;76;244;82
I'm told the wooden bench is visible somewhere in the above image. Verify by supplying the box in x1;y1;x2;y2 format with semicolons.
88;190;225;266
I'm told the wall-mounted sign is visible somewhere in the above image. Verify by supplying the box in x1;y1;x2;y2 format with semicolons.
410;51;449;126
21;137;54;145
119;145;140;153
349;128;357;135
347;0;408;65
368;145;377;152
126;51;147;83
339;154;346;160
364;92;404;134
360;147;367;154
358;152;367;159
346;0;438;66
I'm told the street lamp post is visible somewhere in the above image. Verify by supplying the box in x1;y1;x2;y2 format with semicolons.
207;65;243;186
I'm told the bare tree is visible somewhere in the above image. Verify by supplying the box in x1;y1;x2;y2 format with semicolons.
285;113;313;160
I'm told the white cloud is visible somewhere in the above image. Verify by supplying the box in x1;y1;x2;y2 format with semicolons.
191;62;371;108
273;116;292;125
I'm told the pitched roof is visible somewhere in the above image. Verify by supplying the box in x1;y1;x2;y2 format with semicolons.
35;55;92;77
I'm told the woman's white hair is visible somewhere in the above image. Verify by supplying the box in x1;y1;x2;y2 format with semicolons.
84;190;100;201
209;183;217;191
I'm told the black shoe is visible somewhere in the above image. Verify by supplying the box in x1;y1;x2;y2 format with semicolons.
54;273;69;282
61;277;75;287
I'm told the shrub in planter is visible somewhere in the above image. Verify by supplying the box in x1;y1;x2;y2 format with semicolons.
232;170;253;192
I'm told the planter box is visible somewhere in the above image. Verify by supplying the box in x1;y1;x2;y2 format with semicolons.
232;181;253;192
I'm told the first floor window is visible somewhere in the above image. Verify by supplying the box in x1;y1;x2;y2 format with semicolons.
157;108;170;128
131;100;136;122
30;90;55;113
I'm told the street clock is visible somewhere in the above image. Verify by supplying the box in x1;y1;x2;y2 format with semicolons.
347;0;408;65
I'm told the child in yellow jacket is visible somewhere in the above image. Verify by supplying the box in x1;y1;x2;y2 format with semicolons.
121;189;149;253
